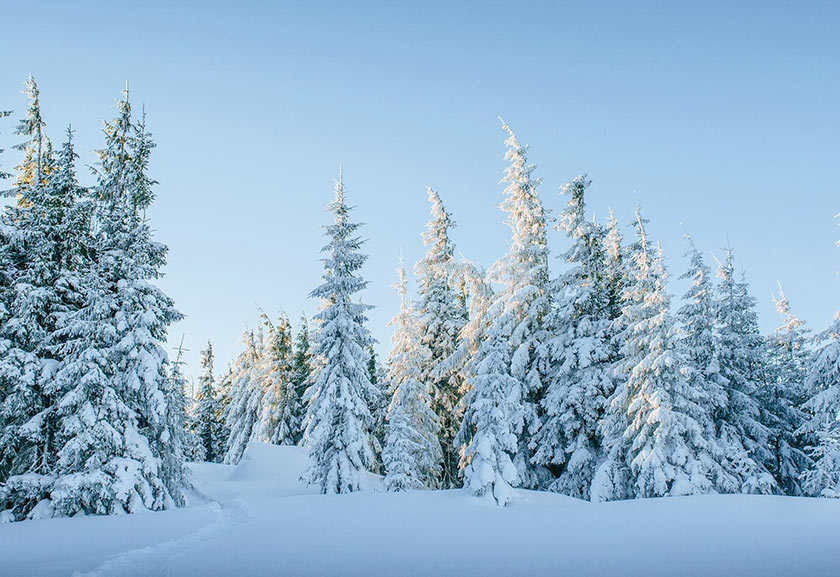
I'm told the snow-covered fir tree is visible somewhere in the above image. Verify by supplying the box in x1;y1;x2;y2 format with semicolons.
0;79;63;492
673;234;741;493
602;210;625;322
192;341;225;462
368;344;389;472
594;209;729;500
439;259;493;489
382;259;441;491
799;222;840;497
301;173;379;494
256;313;298;445
799;315;840;497
0;128;88;511
458;122;550;505
12;75;52;191
5;92;187;519
415;187;468;488
223;329;265;464
215;366;233;448
288;314;312;445
532;176;616;499
714;247;776;494
168;340;200;464
0;102;16;414
762;284;811;494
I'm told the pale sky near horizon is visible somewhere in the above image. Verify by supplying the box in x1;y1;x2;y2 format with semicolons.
2;1;838;383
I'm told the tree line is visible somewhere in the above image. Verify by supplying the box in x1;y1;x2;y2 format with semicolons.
1;79;838;523
204;121;840;506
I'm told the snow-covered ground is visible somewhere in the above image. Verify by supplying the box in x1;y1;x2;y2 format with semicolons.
2;442;839;577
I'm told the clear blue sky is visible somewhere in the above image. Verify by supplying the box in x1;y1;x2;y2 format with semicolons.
2;1;838;383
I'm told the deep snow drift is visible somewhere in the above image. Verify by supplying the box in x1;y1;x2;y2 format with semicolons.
1;442;839;577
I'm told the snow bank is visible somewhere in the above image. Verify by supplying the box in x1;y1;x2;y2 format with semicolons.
1;442;838;577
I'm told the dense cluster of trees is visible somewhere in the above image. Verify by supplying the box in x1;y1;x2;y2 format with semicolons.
206;120;839;506
0;78;186;521
1;79;838;522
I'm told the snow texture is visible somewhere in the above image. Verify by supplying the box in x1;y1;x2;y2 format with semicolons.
1;441;839;577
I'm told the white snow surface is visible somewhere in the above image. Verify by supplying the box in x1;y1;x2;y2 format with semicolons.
2;442;839;577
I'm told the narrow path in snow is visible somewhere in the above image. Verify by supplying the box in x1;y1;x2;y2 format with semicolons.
3;443;840;577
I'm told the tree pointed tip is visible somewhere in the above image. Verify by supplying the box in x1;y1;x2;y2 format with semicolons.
498;116;515;137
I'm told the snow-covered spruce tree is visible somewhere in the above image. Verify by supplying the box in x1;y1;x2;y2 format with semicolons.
762;285;811;495
603;210;626;322
23;93;188;519
458;122;550;505
0;123;94;516
0;108;12;449
415;187;468;488
123;109;188;507
532;176;616;499
594;209;727;500
673;234;741;493
223;329;265;464
799;221;840;497
439;259;492;487
215;367;233;446
301;173;379;494
368;344;389;473
288;314;312;445
382;259;441;491
0;80;61;486
256;313;299;445
451;261;495;377
799;316;840;497
169;341;202;463
192;341;225;462
12;75;53;192
714;247;776;494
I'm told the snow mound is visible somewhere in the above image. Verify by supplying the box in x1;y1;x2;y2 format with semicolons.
1;442;839;577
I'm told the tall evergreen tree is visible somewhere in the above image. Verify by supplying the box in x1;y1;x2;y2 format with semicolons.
382;259;441;491
215;366;234;450
223;329;265;464
415;187;468;488
368;344;389;472
301;173;379;494
0;121;93;517
594;209;729;500
192;341;224;462
714;248;776;494
256;313;298;445
166;340;197;466
0;81;62;488
533;176;616;499
674;234;741;494
443;259;493;488
799;221;840;497
458;122;550;505
602;210;625;322
12;75;52;192
0;107;12;356
799;317;840;497
288;314;312;445
762;285;811;494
